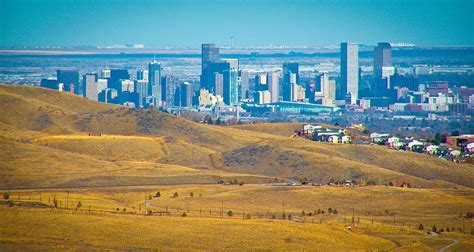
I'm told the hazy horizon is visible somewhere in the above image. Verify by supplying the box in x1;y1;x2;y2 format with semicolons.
1;0;473;48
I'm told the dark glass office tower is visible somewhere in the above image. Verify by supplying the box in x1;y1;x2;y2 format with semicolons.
282;63;299;101
148;61;162;106
201;43;220;91
108;69;130;94
57;69;79;94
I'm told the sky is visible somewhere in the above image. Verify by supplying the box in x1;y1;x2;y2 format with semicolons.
0;0;473;47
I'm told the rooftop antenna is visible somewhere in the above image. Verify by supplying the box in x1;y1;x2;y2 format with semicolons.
153;53;156;62
231;36;234;49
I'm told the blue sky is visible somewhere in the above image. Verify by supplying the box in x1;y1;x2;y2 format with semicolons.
0;0;473;47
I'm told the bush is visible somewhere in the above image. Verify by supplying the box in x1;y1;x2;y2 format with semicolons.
182;212;187;217
189;192;194;198
328;208;333;214
116;208;120;212
418;224;424;230
3;192;10;200
173;192;179;198
301;210;306;216
239;181;245;186
123;208;126;212
8;201;14;207
227;210;234;217
432;225;437;233
147;209;153;215
155;191;161;198
388;182;394;186
288;214;292;220
333;209;338;215
245;213;251;219
76;201;82;210
148;195;152;200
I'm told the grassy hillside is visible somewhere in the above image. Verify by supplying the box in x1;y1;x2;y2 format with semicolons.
0;84;473;189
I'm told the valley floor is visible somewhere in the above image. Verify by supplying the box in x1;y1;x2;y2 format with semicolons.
1;185;473;251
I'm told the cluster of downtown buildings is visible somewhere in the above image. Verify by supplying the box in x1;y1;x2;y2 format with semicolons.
39;42;474;117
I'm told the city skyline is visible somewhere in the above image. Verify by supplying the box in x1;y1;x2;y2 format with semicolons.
1;0;473;47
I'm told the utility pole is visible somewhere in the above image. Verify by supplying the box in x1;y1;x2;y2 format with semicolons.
352;208;355;224
66;192;69;210
221;200;224;218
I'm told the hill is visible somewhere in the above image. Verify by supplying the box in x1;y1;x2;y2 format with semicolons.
1;84;473;189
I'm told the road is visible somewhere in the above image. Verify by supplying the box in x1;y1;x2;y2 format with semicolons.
439;239;459;252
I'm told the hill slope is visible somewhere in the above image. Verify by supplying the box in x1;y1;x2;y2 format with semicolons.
1;84;473;188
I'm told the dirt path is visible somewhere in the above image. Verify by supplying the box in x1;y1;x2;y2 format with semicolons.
439;239;459;252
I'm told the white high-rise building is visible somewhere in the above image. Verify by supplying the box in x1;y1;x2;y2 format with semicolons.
267;72;279;102
340;42;359;104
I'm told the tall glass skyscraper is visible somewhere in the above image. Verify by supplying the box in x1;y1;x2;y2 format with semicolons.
374;42;393;78
201;43;220;91
148;61;162;106
340;42;359;104
282;63;299;101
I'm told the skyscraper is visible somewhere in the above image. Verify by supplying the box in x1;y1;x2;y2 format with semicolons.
223;68;239;105
57;69;79;94
374;42;393;79
282;63;299;101
148;61;162;106
214;72;224;97
267;72;279;102
239;70;249;100
161;75;179;107
134;79;148;108
180;82;194;107
340;42;359;104
201;43;220;91
83;73;98;101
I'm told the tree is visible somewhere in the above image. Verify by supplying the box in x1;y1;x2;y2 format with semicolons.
123;208;126;212
155;191;161;198
245;213;251;219
418;224;424;230
227;210;234;217
328;208;333;214
451;130;460;136
288;214;292;220
76;201;82;210
148;195;152;200
173;192;179;198
116;208;120;212
388;182;394;186
301;210;306;216
190;192;194;198
432;225;437;233
239;181;244;186
204;115;213;125
333;209;338;215
215;117;222;125
182;212;187;217
3;192;10;200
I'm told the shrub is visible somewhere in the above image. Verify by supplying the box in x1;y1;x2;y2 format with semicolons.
76;201;82;210
148;195;152;200
8;201;14;207
147;209;153;215
245;213;251;219
432;225;437;233
328;208;333;214
173;192;179;198
123;208;126;212
189;192;194;198
182;212;187;217
333;209;338;215
418;224;424;230
239;181;245;186
227;210;234;217
155;191;161;198
388;182;394;186
116;208;120;212
3;192;10;200
301;210;306;216
288;214;292;220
